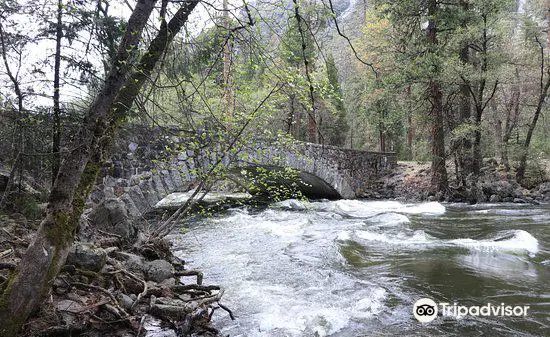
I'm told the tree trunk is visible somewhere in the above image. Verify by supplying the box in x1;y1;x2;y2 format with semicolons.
456;0;473;184
52;0;63;185
307;109;316;143
517;74;550;183
407;86;413;160
501;75;521;171
517;2;550;183
379;123;386;152
429;80;448;195
222;0;233;117
295;108;302;140
492;102;505;168
472;105;483;176
286;94;295;134
0;1;160;334
427;0;448;196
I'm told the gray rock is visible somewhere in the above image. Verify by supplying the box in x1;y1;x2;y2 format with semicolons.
117;293;135;311
289;199;307;210
161;170;176;192
539;182;550;194
538;182;550;201
55;299;84;314
169;169;184;189
513;198;526;203
103;186;116;199
489;194;501;202
120;193;142;218
88;198;138;243
483;181;515;198
116;178;129;188
127;185;149;212
152;174;168;200
89;187;105;204
160;277;176;287
103;175;117;188
118;252;147;275
139;178;160;207
146;259;174;283
497;181;515;197
66;243;106;272
55;299;86;326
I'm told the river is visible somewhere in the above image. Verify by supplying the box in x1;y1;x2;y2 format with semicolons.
169;200;550;336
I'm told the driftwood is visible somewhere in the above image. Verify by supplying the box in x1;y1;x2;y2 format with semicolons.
175;269;204;285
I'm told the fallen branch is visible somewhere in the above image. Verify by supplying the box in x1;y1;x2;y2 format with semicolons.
175;269;203;285
0;248;13;258
217;302;235;320
172;284;220;293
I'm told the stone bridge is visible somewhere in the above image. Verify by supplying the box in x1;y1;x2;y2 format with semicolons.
235;142;396;199
93;136;396;216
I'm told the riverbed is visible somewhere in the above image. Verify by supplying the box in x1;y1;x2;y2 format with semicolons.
169;200;550;336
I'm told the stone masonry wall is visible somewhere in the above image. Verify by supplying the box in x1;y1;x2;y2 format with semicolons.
92;132;397;216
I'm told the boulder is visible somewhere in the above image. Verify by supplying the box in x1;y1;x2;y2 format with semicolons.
538;182;550;201
497;181;516;198
539;182;550;194
489;194;501;202
120;193;142;218
117;252;147;274
482;180;515;199
116;293;135;311
88;198;138;243
66;243;106;272
146;259;174;283
55;299;85;326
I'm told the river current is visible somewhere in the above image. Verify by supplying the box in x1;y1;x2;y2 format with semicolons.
169;200;550;336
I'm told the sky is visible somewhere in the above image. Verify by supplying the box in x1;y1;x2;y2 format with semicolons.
0;0;243;111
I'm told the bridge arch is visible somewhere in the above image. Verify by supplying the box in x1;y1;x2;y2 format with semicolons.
95;139;396;216
234;142;396;200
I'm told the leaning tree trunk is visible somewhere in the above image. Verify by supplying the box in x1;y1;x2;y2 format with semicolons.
52;0;63;185
0;1;159;335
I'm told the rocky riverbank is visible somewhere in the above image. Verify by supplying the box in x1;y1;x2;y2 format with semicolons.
0;199;232;337
365;160;550;204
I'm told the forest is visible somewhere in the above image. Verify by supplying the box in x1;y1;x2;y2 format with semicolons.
0;0;549;336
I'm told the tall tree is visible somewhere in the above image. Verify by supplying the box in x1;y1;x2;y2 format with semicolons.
222;0;233;117
516;0;550;183
281;3;316;141
426;0;448;195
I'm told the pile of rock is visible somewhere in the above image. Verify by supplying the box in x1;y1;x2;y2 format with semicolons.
15;200;232;337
